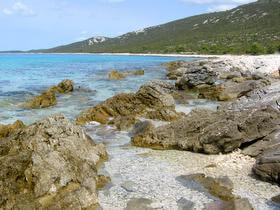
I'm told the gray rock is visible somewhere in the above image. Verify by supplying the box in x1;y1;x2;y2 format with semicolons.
176;66;217;89
132;106;280;154
176;174;236;201
76;80;180;127
205;198;253;210
0;114;107;209
253;143;280;184
177;197;195;210
125;198;154;210
121;181;137;192
242;129;280;157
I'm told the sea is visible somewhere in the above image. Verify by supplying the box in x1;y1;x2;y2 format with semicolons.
0;53;198;125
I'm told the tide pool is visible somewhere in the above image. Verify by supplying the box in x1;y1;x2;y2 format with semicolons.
0;53;197;124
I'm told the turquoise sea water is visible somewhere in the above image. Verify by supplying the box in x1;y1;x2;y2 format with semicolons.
0;54;197;124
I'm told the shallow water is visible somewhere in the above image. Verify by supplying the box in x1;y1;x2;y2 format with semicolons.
0;53;197;124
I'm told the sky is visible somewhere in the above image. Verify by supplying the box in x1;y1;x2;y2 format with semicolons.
0;0;256;51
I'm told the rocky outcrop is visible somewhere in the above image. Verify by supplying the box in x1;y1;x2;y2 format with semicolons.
132;106;280;154
169;59;272;102
197;79;270;101
76;80;181;129
49;79;74;94
24;80;74;109
0;114;107;209
24;90;57;109
108;70;144;80
0;120;25;139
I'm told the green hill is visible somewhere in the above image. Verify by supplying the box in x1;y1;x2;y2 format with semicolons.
37;0;280;54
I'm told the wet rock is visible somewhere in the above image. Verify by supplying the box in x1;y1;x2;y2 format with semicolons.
132;106;280;154
125;198;154;210
0;120;25;139
108;70;144;80
177;197;195;210
76;80;181;128
24;89;57;109
0;114;107;209
121;181;137;192
49;79;74;94
108;70;126;80
24;80;74;109
126;69;145;76
205;198;253;210
96;175;111;190
176;174;236;201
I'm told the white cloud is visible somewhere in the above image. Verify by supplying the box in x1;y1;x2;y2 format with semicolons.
2;1;35;17
2;8;13;15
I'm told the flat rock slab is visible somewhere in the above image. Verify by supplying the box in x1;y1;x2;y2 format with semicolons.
205;198;253;210
177;197;195;210
125;198;154;210
176;174;236;201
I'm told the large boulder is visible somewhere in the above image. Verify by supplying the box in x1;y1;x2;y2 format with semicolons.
132;106;280;154
0;120;25;139
0;114;107;209
76;80;181;128
176;64;217;89
253;144;280;184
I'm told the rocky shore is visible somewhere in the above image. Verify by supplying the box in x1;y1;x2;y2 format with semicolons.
1;55;280;209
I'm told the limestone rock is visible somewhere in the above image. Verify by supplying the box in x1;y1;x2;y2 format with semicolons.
205;198;253;210
0;114;107;209
108;70;145;80
24;80;74;109
49;79;74;94
76;80;181;128
132;106;280;154
24;89;57;109
0;120;25;139
108;70;126;80
253;144;280;184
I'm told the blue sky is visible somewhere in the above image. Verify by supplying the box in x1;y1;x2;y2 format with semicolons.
0;0;256;51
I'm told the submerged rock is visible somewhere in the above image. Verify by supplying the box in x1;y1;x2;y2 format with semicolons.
176;174;236;201
76;80;181;128
125;198;154;210
205;198;253;210
108;69;145;80
108;70;126;80
132;106;280;154
24;80;74;109
0;120;25;139
0;114;107;209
